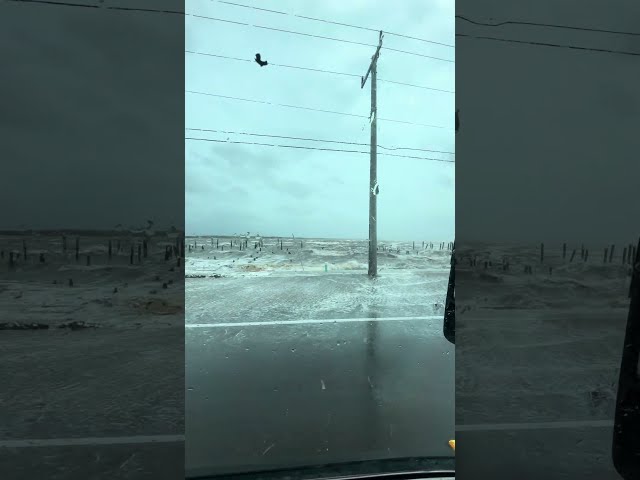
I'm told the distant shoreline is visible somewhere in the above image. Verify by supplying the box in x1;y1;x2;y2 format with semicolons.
185;234;454;244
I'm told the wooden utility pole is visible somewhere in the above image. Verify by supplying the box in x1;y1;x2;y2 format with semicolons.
361;30;384;278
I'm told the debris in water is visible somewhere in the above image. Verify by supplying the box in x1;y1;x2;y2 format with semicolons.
58;320;96;330
0;322;49;330
119;453;136;470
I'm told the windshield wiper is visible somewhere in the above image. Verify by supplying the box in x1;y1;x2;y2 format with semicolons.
186;457;454;480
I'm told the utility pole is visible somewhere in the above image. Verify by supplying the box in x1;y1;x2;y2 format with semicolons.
361;30;384;278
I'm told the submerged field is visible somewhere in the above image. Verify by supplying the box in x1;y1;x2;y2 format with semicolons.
185;235;453;277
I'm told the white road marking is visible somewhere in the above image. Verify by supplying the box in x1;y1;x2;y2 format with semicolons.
0;435;184;448
456;420;614;432
186;315;442;328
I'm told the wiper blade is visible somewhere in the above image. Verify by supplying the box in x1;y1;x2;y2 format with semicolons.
186;457;454;480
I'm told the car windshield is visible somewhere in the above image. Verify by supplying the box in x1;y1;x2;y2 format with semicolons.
185;0;455;477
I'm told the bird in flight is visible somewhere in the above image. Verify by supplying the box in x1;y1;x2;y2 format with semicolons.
255;53;268;67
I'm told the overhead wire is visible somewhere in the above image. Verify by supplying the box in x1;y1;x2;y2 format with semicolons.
6;0;183;14
185;90;451;130
185;127;455;155
455;32;640;57
10;1;636;59
216;0;455;48
456;14;640;37
185;50;455;93
187;14;454;63
185;137;455;163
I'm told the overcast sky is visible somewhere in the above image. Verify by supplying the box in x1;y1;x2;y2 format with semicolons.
1;0;183;231
4;0;637;244
456;0;640;244
185;0;455;241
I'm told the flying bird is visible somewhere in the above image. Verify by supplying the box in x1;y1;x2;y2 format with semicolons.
255;53;268;67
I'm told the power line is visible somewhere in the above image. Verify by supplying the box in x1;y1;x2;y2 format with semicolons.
187;14;454;63
185;50;455;94
185;127;455;155
6;0;183;14
380;78;453;93
185;90;451;130
216;0;455;48
16;1;637;60
456;32;640;57
456;14;640;37
185;137;455;163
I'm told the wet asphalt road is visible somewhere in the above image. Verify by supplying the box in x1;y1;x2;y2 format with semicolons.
0;328;184;480
185;272;454;476
455;308;627;479
5;268;622;479
457;427;619;479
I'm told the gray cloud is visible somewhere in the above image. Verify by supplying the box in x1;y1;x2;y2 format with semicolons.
186;0;455;240
456;0;640;243
1;0;184;230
